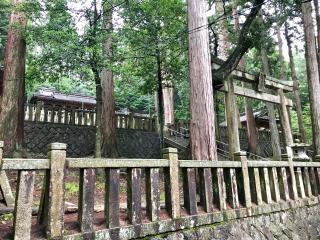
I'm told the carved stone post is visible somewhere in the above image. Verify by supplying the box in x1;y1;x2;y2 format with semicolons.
47;143;67;239
35;101;44;122
235;151;251;208
0;141;14;207
163;148;181;218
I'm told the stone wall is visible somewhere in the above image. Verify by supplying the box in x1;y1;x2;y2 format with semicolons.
24;121;161;158
147;204;320;240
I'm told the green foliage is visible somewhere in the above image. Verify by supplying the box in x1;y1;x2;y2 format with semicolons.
0;213;14;222
65;182;79;196
118;0;188;113
0;0;10;67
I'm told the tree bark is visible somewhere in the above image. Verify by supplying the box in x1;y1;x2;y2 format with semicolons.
284;22;307;143
215;0;230;60
233;0;258;154
275;23;287;81
314;0;320;56
261;48;282;161
162;81;174;127
0;0;27;154
101;1;118;158
301;2;320;155
95;76;102;158
212;0;263;88
188;0;217;160
156;50;164;148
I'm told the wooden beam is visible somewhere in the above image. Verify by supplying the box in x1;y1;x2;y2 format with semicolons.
221;85;293;106
212;61;293;92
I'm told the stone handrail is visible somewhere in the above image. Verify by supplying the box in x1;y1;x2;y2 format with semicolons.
24;103;156;131
1;142;320;239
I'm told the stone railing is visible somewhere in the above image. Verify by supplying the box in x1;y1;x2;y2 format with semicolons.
24;103;156;131
1;141;320;240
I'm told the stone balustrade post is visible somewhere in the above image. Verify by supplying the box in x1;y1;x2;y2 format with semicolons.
47;143;67;239
162;148;180;218
0;141;14;207
282;154;298;200
234;151;251;208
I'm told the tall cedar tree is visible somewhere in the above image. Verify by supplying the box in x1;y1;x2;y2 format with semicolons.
301;1;320;155
284;22;307;143
233;0;258;154
188;0;217;160
101;1;118;157
0;0;27;154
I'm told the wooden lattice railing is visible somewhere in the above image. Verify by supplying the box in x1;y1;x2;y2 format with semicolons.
1;141;320;240
24;103;156;131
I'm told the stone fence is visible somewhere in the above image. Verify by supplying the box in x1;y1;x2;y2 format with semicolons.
1;141;320;240
25;103;156;131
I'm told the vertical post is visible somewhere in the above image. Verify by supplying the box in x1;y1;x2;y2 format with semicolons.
235;151;251;208
198;167;214;212
253;168;263;205
270;167;281;202
35;101;43;122
13;171;35;240
224;75;240;160
283;154;298;200
0;141;15;207
154;91;161;134
295;167;306;198
47;143;67;239
128;112;134;129
78;169;95;232
57;108;62;123
50;105;55;123
28;104;34;121
105;168;120;228
303;167;312;197
127;168;142;224
278;89;294;147
163;148;181;218
71;107;76;125
145;168;160;221
44;107;49;122
64;107;69;124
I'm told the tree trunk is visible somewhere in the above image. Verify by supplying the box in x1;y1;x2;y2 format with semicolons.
301;2;320;155
162;81;174;128
95;78;102;158
215;0;230;60
101;2;118;158
275;23;287;81
314;0;320;55
261;48;282;161
188;0;217;160
156;50;164;148
0;0;27;154
284;22;307;143
233;0;258;154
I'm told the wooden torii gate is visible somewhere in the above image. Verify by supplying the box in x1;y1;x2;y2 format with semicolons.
212;58;294;160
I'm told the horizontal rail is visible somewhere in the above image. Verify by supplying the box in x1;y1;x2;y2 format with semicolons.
3;158;320;170
293;161;320;167
67;158;169;168
247;161;290;168
179;160;241;168
1;158;49;170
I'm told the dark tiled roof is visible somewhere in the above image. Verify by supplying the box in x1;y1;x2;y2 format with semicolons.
30;89;96;107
